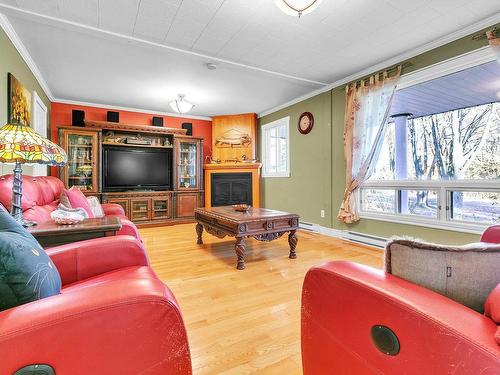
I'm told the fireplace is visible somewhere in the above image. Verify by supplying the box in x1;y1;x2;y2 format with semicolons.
211;173;252;207
204;162;261;208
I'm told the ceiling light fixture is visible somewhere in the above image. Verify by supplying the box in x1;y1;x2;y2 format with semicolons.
206;63;217;70
169;94;195;114
274;0;323;17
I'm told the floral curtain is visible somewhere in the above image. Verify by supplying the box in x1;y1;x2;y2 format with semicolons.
338;67;401;224
487;30;500;63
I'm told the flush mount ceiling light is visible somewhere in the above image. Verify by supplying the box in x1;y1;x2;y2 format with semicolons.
169;94;195;114
274;0;323;17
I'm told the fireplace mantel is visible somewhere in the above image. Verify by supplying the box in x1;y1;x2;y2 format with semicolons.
204;162;261;208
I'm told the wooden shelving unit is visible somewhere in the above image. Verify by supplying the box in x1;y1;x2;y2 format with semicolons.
58;121;204;226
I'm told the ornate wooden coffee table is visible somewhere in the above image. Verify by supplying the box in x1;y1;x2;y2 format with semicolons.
195;206;299;270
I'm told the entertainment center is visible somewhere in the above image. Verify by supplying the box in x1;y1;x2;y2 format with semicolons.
58;120;203;226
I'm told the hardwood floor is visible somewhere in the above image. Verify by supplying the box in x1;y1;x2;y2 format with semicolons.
139;223;383;375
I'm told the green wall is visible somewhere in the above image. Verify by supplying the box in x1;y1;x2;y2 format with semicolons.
260;25;498;245
260;91;333;228
0;27;51;175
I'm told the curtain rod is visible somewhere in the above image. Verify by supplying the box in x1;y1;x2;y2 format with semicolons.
352;62;411;86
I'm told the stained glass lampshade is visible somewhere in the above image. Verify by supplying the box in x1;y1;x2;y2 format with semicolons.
0;122;67;225
0;122;66;165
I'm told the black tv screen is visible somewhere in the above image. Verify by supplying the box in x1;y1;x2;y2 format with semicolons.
103;146;172;191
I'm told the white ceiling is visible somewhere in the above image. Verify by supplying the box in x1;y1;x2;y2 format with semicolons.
0;0;499;117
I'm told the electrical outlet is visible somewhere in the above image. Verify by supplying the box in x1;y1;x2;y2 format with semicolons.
320;210;325;218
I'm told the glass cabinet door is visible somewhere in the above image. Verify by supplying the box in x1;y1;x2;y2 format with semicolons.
131;199;151;221
178;141;198;189
65;132;98;192
152;198;170;220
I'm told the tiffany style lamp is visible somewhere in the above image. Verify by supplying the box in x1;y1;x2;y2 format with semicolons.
0;122;67;226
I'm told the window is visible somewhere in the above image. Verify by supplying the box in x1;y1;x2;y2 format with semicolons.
261;117;290;177
360;55;500;232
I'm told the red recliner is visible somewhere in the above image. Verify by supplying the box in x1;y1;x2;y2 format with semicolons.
0;174;141;241
301;228;500;375
0;235;191;374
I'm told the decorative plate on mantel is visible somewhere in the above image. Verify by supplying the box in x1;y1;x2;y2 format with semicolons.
298;112;314;134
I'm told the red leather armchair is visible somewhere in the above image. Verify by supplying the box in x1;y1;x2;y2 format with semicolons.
301;226;500;375
0;236;191;374
0;175;141;240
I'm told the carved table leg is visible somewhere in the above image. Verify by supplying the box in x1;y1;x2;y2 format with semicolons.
235;237;246;270
288;230;298;259
196;223;204;244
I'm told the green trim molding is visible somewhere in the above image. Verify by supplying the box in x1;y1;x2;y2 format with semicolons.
259;24;499;245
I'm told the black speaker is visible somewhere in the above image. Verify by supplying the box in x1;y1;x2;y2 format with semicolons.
182;122;193;136
107;111;119;123
152;116;164;127
72;110;85;127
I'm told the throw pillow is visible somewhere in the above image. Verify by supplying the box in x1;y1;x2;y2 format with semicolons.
385;237;500;312
0;211;61;311
86;196;105;218
60;187;94;218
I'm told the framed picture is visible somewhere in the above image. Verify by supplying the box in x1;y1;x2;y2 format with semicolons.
7;73;32;126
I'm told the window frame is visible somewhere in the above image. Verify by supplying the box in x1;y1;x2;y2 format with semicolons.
261;116;290;178
359;47;499;234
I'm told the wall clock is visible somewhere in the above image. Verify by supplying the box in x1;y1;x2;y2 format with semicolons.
298;112;314;134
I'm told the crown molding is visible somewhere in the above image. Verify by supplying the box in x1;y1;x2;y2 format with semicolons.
258;12;500;118
0;13;55;101
53;99;213;121
0;4;328;87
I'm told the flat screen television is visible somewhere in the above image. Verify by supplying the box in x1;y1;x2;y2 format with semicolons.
103;146;172;191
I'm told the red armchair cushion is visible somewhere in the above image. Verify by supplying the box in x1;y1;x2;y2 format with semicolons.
485;284;500;346
60;187;94;218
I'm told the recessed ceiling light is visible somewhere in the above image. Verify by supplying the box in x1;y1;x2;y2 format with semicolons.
206;63;217;70
274;0;323;17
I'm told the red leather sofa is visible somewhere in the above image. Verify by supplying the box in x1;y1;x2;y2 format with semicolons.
0;235;191;374
0;174;141;241
301;228;500;374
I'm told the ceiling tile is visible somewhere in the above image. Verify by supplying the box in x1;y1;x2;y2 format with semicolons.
163;16;206;48
59;0;99;26
16;0;60;15
133;0;178;41
99;0;141;34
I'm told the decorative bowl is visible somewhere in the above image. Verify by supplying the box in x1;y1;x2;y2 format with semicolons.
51;209;85;225
53;217;83;225
232;204;250;212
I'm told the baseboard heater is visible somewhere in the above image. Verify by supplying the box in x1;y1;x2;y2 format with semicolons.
344;231;386;249
299;221;320;233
